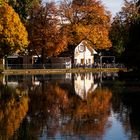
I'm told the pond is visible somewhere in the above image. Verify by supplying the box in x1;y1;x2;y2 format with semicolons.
0;72;140;140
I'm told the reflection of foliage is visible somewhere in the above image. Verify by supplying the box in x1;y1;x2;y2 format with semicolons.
111;80;140;140
87;88;112;116
28;83;112;139
63;88;112;137
0;84;28;139
28;82;70;139
110;80;125;113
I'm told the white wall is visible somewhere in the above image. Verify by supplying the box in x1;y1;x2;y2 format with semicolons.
74;42;94;66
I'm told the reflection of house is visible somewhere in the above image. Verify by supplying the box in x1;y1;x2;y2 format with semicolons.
74;40;97;67
74;73;98;100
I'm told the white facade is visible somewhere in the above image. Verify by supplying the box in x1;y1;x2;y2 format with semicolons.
74;41;97;67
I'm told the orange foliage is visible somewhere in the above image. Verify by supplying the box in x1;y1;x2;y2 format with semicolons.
68;88;112;136
60;0;112;49
76;88;112;118
28;81;112;138
28;3;68;57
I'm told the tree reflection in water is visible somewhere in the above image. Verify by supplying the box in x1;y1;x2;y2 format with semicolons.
27;74;112;139
0;83;29;140
3;73;140;140
108;80;140;140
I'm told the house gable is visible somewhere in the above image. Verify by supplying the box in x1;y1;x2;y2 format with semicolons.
74;40;97;66
75;40;97;55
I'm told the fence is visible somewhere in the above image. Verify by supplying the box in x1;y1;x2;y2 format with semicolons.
0;63;125;70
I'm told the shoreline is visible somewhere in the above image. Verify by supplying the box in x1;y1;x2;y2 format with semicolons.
1;68;127;75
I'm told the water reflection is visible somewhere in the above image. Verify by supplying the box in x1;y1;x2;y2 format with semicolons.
0;73;140;139
74;73;98;100
110;80;140;140
27;75;112;139
0;82;28;140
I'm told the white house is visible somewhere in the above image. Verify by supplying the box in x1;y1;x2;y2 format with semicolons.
74;40;97;67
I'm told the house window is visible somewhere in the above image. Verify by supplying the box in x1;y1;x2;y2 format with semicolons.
81;74;84;80
81;59;84;64
78;45;85;52
74;59;77;64
88;59;91;64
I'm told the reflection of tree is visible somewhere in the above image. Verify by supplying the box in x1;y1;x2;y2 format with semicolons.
111;80;140;140
62;88;112;138
124;93;140;140
0;85;28;140
28;82;71;139
28;82;112;139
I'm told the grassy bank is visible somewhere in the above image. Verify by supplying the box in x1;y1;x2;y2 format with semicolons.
1;68;127;75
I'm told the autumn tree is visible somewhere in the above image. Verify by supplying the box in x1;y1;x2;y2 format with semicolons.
0;2;28;58
27;2;68;66
59;0;112;59
110;0;139;60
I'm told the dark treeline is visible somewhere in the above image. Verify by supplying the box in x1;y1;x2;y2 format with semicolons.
110;0;140;70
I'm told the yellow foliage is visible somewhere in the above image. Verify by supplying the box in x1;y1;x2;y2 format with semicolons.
0;96;29;139
0;2;28;56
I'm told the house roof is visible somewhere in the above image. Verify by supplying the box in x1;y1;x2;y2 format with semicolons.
7;53;19;58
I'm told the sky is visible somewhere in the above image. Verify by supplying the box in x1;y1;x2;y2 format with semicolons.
101;0;124;17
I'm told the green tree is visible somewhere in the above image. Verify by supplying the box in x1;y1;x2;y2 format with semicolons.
110;0;139;60
7;0;41;22
0;2;28;57
0;0;2;5
123;16;140;69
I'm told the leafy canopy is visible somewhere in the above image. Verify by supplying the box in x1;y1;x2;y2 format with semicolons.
110;0;139;59
2;0;41;22
59;0;112;51
0;2;28;57
28;2;68;58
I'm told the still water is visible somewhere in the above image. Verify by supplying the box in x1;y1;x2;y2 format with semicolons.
0;72;140;140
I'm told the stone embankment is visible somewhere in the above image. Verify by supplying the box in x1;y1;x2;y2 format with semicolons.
1;68;127;75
